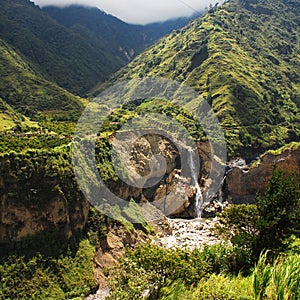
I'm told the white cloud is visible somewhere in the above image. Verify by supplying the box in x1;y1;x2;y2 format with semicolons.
33;0;217;24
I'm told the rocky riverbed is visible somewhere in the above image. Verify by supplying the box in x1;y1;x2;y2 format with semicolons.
155;217;221;249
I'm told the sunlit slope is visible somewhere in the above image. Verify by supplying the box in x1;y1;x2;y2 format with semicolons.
94;0;300;157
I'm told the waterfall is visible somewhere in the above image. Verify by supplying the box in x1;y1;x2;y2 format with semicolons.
187;148;203;218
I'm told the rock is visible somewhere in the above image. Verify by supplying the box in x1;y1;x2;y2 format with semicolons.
0;153;89;243
110;133;218;219
106;232;124;250
226;146;300;204
155;218;222;250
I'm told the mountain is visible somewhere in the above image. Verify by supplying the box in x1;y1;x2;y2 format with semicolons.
0;0;122;95
0;37;84;126
0;0;195;95
94;0;300;158
43;5;197;58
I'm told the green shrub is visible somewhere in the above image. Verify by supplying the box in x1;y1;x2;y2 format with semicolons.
256;169;300;253
108;243;209;299
215;169;300;259
0;239;96;300
201;243;253;275
214;204;259;255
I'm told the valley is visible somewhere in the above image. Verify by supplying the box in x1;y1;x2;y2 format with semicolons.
0;0;299;299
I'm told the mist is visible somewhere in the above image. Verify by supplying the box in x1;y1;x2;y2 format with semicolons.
33;0;218;24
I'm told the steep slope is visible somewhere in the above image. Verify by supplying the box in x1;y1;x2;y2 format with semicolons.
43;5;198;55
0;0;122;95
0;0;195;96
0;37;84;124
95;0;300;158
0;98;23;131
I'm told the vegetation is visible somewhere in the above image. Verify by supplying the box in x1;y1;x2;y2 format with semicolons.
215;169;300;258
253;252;300;300
99;0;300;158
106;168;300;299
107;242;300;300
0;37;85;126
0;239;96;300
107;243;251;299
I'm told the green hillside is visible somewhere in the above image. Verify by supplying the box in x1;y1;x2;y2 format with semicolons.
0;0;123;95
0;1;195;96
96;0;300;158
0;37;84;128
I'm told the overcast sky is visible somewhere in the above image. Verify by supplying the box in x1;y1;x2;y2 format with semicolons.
33;0;217;24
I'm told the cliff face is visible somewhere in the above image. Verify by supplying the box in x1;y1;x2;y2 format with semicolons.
225;144;300;203
108;132;199;218
108;132;222;218
0;150;89;243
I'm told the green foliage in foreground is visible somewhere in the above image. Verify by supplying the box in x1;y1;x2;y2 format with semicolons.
107;243;252;299
159;274;253;300
107;243;300;300
253;252;300;300
0;239;96;300
215;169;300;258
160;253;300;300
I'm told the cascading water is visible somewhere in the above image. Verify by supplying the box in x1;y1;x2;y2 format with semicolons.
187;148;203;218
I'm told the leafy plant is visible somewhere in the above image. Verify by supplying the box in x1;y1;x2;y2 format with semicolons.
215;168;300;259
256;169;300;253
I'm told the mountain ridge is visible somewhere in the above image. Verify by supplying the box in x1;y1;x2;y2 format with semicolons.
0;0;196;95
94;0;300;158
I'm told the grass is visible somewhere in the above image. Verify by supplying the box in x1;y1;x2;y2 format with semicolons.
253;252;300;300
96;0;300;158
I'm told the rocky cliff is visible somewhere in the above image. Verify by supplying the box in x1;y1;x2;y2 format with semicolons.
108;132;223;218
0;149;89;243
225;143;300;204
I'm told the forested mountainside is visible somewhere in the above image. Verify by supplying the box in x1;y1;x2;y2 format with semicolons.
0;0;195;95
0;37;84;129
43;5;196;55
96;0;300;158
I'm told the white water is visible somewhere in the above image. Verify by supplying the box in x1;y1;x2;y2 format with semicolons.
187;148;204;218
156;218;221;249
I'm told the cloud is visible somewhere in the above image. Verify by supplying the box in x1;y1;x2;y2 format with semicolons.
33;0;217;24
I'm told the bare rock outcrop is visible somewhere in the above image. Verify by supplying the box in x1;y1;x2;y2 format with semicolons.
225;145;300;203
0;153;89;243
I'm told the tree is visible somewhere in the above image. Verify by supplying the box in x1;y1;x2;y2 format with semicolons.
256;168;300;253
214;204;259;251
215;168;300;260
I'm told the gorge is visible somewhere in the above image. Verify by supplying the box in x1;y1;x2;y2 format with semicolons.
0;0;299;298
